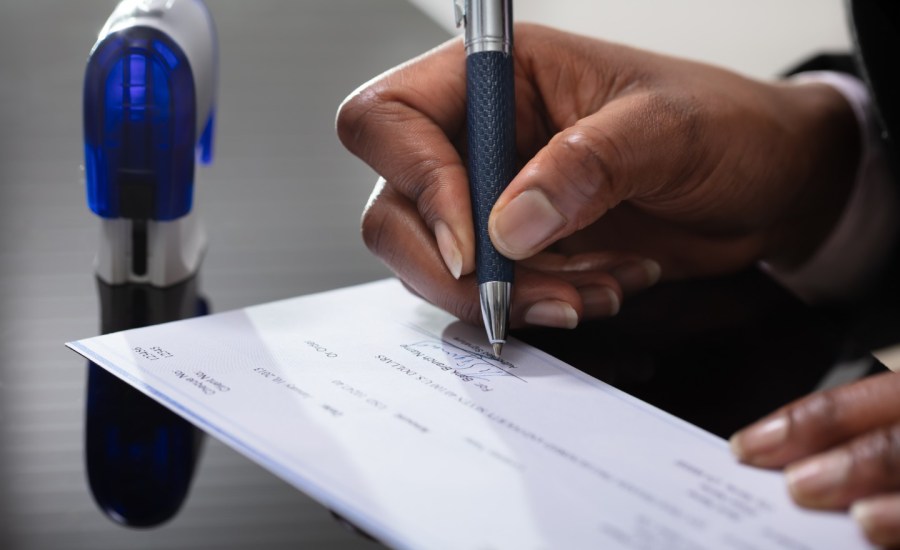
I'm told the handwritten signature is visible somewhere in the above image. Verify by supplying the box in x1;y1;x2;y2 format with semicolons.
401;340;518;383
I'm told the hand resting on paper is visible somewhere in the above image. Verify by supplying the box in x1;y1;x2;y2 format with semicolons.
732;371;900;547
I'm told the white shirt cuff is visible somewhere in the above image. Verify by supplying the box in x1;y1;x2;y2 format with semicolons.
761;71;899;304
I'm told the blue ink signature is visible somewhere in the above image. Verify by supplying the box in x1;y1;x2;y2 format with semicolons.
404;340;518;381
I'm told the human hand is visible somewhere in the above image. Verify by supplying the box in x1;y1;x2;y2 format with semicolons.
337;24;859;329
731;372;900;547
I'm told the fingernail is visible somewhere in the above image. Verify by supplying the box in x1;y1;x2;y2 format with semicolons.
581;287;620;317
434;221;462;279
524;300;578;329
611;259;661;292
730;416;788;461
561;256;611;272
852;496;900;544
852;499;877;531
786;451;851;502
492;190;566;257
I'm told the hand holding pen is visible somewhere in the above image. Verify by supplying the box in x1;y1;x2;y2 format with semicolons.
336;25;851;339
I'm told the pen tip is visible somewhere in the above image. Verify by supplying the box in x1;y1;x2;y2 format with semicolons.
492;343;503;358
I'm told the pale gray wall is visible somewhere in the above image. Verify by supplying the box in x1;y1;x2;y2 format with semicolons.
410;0;852;79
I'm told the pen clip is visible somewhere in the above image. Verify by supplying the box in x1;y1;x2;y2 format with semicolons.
453;0;466;28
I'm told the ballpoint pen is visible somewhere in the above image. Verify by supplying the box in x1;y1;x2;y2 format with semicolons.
455;0;516;357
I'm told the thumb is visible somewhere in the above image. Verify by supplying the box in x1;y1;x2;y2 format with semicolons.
489;94;689;259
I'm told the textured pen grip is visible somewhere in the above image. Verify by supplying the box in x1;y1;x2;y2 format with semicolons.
466;51;516;285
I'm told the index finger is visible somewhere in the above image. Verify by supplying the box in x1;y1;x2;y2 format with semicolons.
730;371;900;468
337;37;476;277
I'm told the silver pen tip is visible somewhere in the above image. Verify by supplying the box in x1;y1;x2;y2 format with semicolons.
479;281;511;358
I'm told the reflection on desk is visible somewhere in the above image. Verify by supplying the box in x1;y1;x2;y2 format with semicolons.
85;278;207;527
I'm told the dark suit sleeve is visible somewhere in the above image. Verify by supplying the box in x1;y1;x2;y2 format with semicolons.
784;53;859;78
778;2;900;352
849;0;900;168
786;3;899;170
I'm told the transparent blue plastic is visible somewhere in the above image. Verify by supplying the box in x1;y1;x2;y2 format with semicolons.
199;110;215;165
84;27;197;220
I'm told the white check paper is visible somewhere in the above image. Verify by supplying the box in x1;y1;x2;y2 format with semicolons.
68;279;871;549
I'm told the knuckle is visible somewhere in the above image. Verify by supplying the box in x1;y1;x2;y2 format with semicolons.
335;88;372;147
789;391;842;446
881;425;900;481
360;181;394;256
360;198;388;256
336;85;395;154
391;159;465;228
408;165;447;223
550;126;622;228
857;424;900;484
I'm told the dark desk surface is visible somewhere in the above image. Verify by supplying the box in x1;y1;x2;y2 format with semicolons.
0;1;887;549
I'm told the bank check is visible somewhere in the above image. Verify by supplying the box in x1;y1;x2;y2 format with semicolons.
68;279;871;549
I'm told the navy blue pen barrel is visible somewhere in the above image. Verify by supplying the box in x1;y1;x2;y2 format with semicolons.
466;51;516;285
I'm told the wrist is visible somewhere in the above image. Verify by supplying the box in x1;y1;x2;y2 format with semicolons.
763;80;861;269
762;72;900;303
